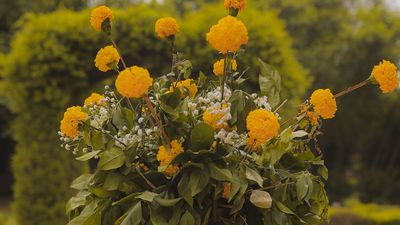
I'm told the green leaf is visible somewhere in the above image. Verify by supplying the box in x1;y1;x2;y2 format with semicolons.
296;173;309;200
179;211;195;225
250;190;272;209
76;150;101;161
90;186;113;198
191;123;214;150
121;202;142;225
318;165;329;180
188;169;210;196
112;107;135;130
209;163;232;181
91;131;105;149
103;172;124;191
67;201;101;225
71;174;93;190
177;173;193;206
245;166;263;187
66;195;87;213
154;196;182;207
280;127;293;143
258;58;281;107
230;90;256;132
98;147;125;170
275;201;296;215
136;191;158;202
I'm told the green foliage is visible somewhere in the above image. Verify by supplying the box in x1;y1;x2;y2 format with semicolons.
65;66;329;225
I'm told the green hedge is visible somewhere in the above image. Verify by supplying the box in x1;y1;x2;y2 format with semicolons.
0;4;308;225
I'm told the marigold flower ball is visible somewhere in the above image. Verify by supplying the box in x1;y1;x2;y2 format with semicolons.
84;93;105;106
213;59;238;77
90;5;113;32
60;106;88;138
115;66;153;98
371;60;399;94
155;17;180;39
157;139;184;176
246;109;280;149
310;89;337;119
224;0;247;11
206;16;249;54
170;79;198;98
94;45;120;72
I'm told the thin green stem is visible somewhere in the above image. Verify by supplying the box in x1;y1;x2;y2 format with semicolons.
109;35;127;69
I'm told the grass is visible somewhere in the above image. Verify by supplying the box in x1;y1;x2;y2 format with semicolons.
329;199;400;225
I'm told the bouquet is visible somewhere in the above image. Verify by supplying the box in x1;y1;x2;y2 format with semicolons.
60;2;399;225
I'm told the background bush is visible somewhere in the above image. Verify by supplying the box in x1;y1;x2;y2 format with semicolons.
0;4;308;225
267;0;400;203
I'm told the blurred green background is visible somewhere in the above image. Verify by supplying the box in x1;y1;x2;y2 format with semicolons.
1;0;400;225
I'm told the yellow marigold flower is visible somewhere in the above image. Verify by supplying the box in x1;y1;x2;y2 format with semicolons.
60;106;88;138
203;107;228;130
223;182;232;199
170;79;198;98
115;66;153;98
163;165;180;177
310;89;337;119
371;60;399;94
213;59;238;77
206;16;248;54
246;109;280;149
224;0;247;11
90;5;113;32
157;139;184;176
300;104;319;126
84;93;105;106
155;17;180;39
94;45;120;72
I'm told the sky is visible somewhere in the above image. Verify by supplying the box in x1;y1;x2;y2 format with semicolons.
387;0;400;9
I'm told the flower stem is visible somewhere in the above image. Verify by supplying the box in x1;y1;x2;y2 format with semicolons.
334;79;370;98
221;54;232;102
273;99;288;113
108;35;127;69
136;167;156;190
144;96;170;145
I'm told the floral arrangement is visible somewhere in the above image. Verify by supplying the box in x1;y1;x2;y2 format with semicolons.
60;1;399;225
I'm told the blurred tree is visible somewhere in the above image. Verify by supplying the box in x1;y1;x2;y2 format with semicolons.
0;0;87;52
0;4;308;224
268;0;400;203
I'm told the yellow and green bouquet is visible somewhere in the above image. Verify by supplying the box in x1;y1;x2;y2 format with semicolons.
60;1;399;225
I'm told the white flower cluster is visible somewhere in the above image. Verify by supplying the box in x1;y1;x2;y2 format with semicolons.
58;131;81;154
86;105;111;129
189;86;233;121
252;94;272;110
114;123;159;151
215;129;247;148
